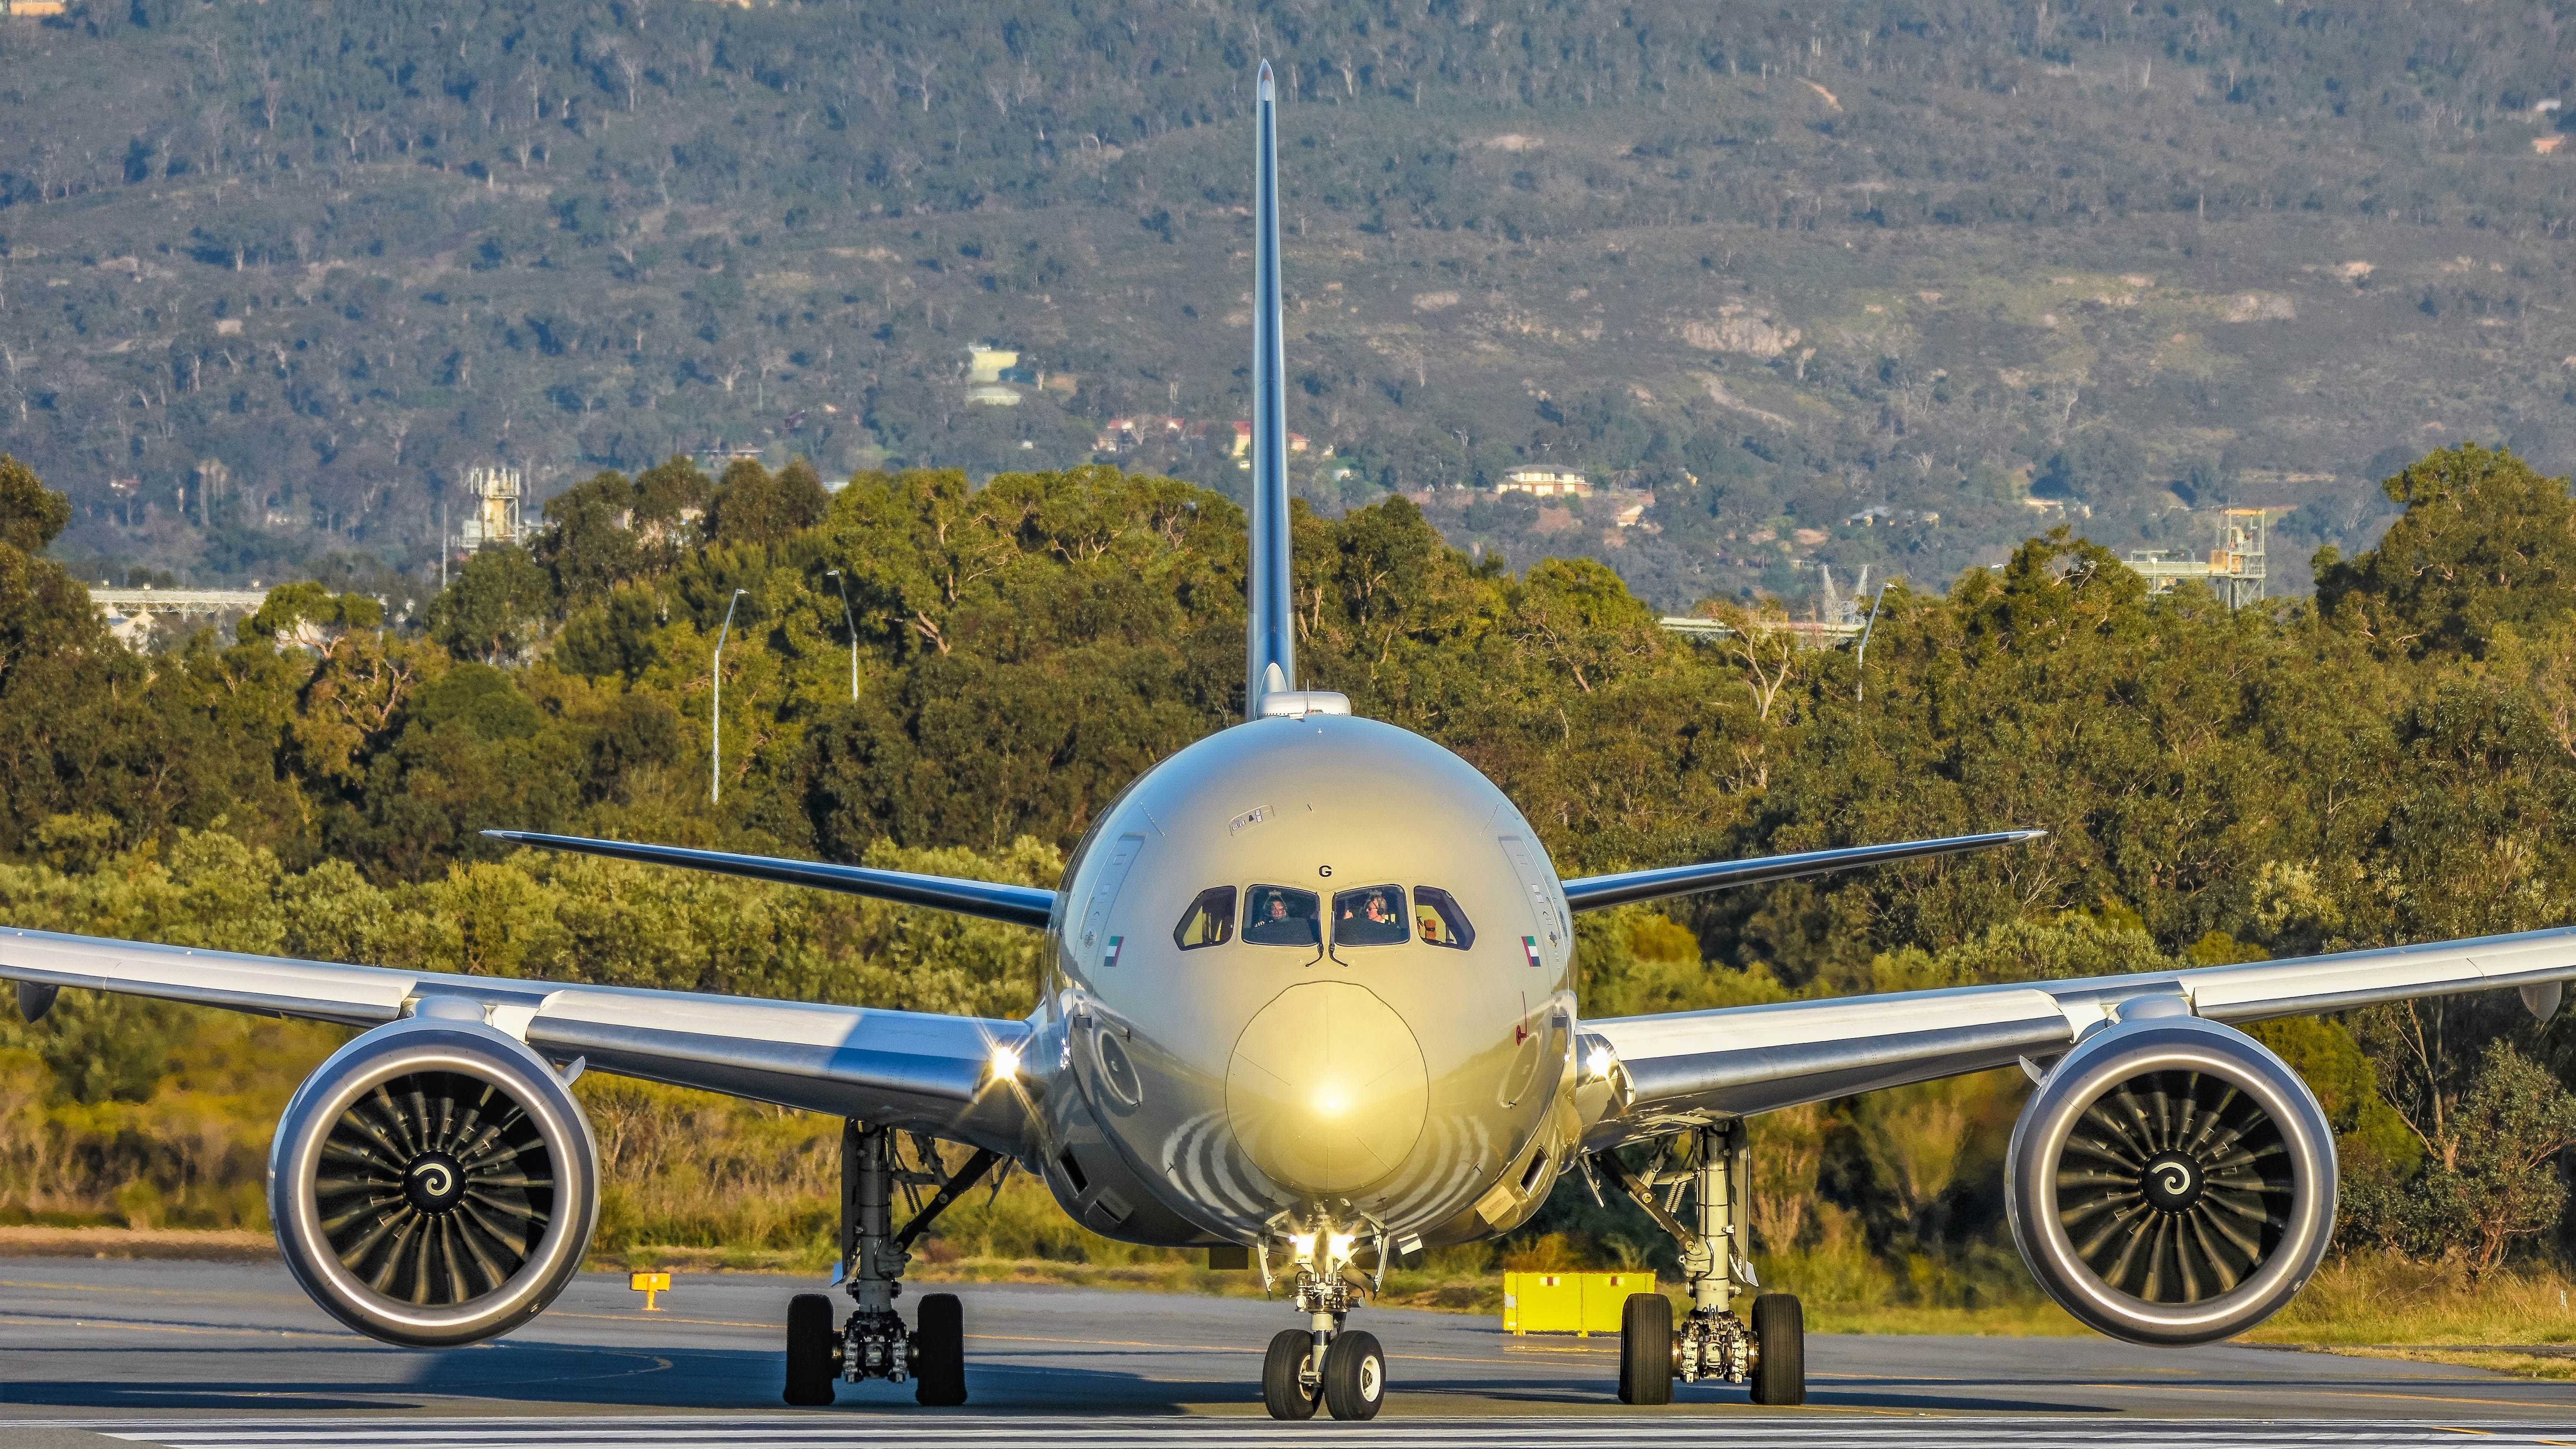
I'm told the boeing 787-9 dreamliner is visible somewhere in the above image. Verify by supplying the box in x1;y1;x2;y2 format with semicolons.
9;61;2576;1421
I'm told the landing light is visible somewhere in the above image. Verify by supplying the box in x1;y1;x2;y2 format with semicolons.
1586;1048;1613;1082
989;1044;1022;1082
1314;1087;1347;1116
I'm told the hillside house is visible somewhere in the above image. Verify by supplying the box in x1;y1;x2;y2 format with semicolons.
1498;466;1592;498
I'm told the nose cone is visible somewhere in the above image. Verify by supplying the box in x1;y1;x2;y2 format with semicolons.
1226;982;1428;1194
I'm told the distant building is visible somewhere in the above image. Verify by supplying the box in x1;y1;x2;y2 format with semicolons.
966;345;1021;383
2537;136;2565;155
1498;466;1592;498
966;345;1035;405
456;466;524;552
4;1;69;17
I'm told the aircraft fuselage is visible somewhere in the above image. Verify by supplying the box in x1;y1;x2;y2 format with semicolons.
1025;712;1585;1251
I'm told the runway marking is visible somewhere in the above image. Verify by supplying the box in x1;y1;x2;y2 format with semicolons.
37;1415;2576;1447
0;1311;348;1342
2083;1383;2576;1412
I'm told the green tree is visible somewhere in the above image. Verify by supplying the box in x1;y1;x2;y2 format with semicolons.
0;454;70;554
709;458;829;547
2342;1042;2576;1271
2315;444;2576;659
427;546;554;664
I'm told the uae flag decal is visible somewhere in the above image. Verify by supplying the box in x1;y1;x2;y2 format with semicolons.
1522;935;1543;969
1104;935;1124;969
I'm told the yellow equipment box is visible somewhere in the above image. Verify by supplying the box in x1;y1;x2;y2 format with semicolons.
1500;1271;1657;1336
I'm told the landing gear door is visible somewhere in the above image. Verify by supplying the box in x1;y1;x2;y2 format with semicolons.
1075;834;1148;976
1497;834;1567;972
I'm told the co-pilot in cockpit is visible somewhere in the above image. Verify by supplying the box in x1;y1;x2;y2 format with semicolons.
1171;884;1475;953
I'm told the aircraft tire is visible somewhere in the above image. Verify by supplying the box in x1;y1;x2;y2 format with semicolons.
1617;1292;1673;1406
783;1293;838;1407
1749;1293;1805;1406
914;1293;968;1406
1262;1329;1321;1419
1321;1329;1386;1420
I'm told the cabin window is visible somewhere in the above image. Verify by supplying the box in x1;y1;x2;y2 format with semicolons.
1333;885;1411;947
1414;887;1475;950
1242;885;1322;946
1173;886;1237;950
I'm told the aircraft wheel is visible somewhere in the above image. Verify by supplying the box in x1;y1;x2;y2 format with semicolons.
1262;1328;1321;1419
1321;1329;1386;1421
784;1292;838;1407
1749;1292;1805;1406
914;1292;968;1406
1617;1292;1673;1406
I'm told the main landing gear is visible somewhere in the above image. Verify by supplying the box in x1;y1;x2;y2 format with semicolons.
1258;1222;1391;1420
784;1122;999;1408
1594;1121;1806;1407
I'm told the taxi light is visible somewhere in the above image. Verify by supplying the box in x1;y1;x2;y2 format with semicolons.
1586;1048;1613;1081
1289;1232;1318;1266
629;1270;670;1311
1326;1232;1357;1267
989;1043;1022;1082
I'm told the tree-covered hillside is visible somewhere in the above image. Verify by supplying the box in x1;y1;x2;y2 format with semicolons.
6;0;2576;605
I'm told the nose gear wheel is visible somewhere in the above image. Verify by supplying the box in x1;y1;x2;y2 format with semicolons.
2055;1069;2292;1303
313;1071;553;1306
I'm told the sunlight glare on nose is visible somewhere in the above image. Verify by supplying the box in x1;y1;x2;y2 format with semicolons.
1313;1084;1347;1117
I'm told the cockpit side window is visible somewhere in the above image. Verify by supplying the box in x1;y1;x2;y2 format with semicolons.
1173;886;1237;950
1413;887;1475;950
1242;885;1322;946
1333;885;1410;947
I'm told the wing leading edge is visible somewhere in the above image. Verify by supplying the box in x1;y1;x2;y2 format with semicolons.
482;830;1058;930
1560;829;2044;912
1582;923;2576;1148
0;925;1038;1157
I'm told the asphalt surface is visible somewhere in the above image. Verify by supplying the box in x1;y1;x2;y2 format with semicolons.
6;1258;2576;1445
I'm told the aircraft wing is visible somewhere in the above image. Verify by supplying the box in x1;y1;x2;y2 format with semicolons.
1559;829;2044;912
483;831;1060;929
1581;923;2576;1146
0;925;1039;1157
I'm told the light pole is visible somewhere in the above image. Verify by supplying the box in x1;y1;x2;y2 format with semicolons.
711;588;747;804
824;568;858;702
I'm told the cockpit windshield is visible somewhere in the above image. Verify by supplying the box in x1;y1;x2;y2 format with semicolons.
1333;886;1410;947
1173;886;1236;950
1242;885;1322;946
1413;887;1474;950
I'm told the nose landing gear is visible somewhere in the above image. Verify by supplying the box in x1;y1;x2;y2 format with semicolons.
1258;1223;1390;1420
1595;1121;1806;1407
783;1122;999;1408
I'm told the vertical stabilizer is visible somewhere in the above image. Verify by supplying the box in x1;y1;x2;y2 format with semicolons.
1244;61;1297;721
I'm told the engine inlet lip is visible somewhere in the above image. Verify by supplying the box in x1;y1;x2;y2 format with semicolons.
2008;1018;2336;1348
271;1018;598;1348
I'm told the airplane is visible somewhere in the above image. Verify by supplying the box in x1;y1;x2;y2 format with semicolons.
8;58;2576;1424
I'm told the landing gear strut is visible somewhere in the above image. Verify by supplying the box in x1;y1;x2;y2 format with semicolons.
1595;1121;1804;1406
783;1121;999;1408
1258;1219;1389;1420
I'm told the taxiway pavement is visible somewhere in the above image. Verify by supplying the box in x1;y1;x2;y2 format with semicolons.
5;1257;2576;1445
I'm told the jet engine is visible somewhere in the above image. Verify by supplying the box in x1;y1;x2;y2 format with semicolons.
268;1006;598;1347
2006;1006;2334;1346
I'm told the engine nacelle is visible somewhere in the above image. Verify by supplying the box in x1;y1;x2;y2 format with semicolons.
269;1008;599;1347
2006;1008;2335;1346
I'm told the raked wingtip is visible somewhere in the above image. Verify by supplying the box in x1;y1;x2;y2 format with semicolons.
1258;60;1274;102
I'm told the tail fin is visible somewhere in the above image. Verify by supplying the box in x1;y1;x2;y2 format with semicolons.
1244;60;1296;720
